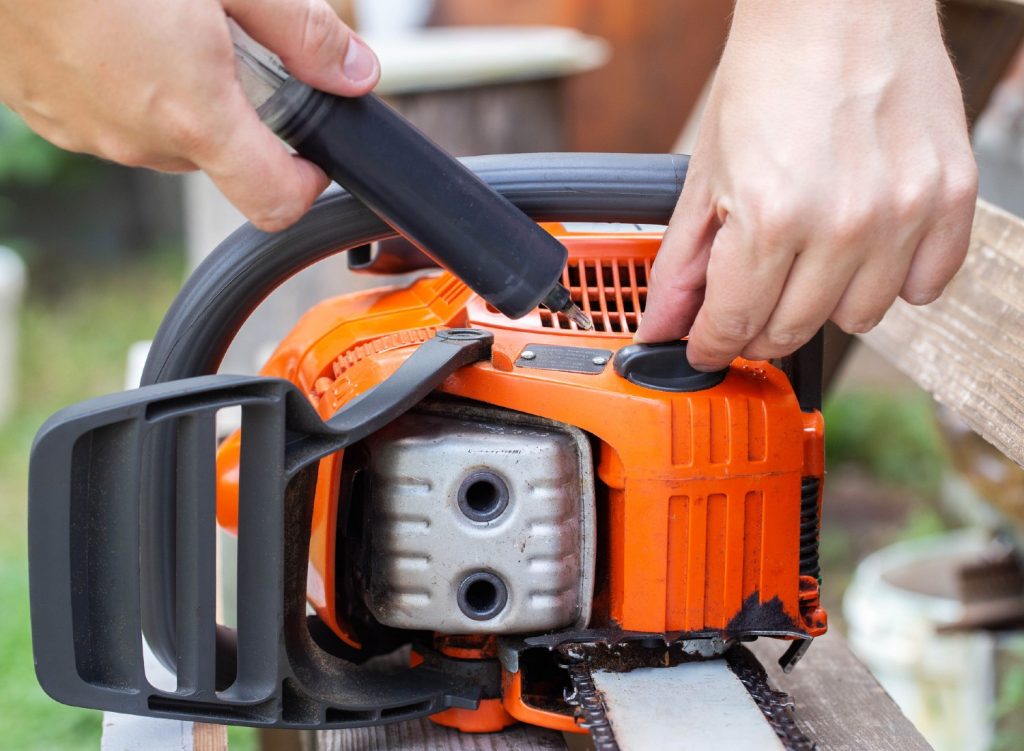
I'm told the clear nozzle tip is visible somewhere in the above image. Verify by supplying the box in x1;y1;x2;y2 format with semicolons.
541;282;593;330
563;301;594;330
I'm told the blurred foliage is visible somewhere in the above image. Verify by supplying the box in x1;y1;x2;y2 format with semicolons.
228;726;259;750
0;146;186;371
0;249;183;749
824;389;947;496
0;106;98;186
899;506;948;541
818;387;953;629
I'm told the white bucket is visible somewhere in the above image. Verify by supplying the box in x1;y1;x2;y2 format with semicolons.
0;246;26;422
843;530;997;751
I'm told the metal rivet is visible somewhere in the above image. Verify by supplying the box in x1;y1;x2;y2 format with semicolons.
521;350;536;360
592;356;608;366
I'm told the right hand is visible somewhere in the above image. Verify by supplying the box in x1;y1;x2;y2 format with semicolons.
636;0;977;371
0;0;380;232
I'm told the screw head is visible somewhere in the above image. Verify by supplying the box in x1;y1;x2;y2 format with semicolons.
592;356;608;366
520;350;536;360
438;327;489;341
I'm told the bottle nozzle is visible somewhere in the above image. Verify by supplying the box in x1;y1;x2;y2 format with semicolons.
541;283;593;330
562;301;594;330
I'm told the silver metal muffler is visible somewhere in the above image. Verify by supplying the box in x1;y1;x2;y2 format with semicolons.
361;403;596;634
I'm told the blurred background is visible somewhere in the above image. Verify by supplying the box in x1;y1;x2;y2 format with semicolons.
2;1;1024;749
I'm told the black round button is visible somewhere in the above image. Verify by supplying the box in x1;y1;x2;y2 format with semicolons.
613;342;728;392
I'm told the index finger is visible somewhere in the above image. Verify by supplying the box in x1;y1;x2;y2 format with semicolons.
194;84;329;231
685;219;796;371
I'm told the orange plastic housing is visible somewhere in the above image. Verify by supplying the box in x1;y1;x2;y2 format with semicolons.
215;224;826;731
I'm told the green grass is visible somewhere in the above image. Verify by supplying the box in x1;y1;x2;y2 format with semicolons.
0;252;182;749
817;387;953;629
824;388;948;496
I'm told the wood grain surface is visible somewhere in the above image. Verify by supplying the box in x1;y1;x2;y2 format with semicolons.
192;723;228;751
862;199;1024;469
751;634;932;751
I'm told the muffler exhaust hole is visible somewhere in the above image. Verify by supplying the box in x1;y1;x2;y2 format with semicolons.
457;471;509;522
457;571;508;620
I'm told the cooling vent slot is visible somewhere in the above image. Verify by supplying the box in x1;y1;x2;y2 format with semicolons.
540;258;651;334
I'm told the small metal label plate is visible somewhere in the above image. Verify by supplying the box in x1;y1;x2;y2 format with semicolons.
516;344;613;374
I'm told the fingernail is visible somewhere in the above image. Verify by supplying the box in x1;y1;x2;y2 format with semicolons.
688;357;724;372
689;362;717;373
343;36;378;83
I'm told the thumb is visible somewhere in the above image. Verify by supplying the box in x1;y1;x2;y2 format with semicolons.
223;0;380;96
634;180;717;343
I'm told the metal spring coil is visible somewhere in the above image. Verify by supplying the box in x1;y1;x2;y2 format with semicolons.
799;477;821;581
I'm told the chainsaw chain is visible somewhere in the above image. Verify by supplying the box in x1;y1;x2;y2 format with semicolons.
726;647;818;751
561;644;816;751
563;661;620;751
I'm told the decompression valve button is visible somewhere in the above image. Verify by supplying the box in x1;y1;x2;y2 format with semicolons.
612;341;728;392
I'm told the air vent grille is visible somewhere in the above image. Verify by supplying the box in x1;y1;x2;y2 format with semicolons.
540;258;651;334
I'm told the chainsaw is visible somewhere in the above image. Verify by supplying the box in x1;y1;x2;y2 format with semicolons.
27;33;826;750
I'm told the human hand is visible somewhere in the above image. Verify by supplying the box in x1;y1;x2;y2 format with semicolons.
0;0;379;232
636;0;978;371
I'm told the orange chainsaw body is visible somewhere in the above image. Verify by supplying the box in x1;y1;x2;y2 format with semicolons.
215;225;826;733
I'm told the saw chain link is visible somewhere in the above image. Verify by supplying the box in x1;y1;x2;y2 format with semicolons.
564;662;620;751
726;647;818;751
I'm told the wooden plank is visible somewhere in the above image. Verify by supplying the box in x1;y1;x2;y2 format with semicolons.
860;199;1024;469
431;0;731;152
750;634;932;751
388;80;566;156
309;716;567;751
192;723;228;751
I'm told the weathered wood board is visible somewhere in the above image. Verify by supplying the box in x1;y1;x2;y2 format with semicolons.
751;634;932;751
193;724;228;751
861;199;1024;470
